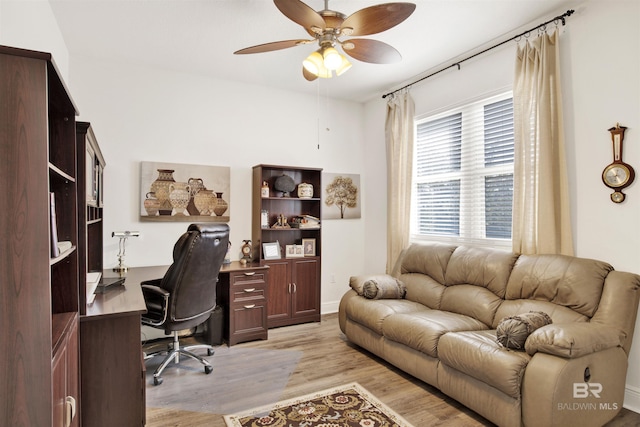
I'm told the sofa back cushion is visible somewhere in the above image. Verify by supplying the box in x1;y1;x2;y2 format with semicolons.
493;299;588;329
399;242;457;284
505;254;613;318
444;246;519;298
441;284;504;326
401;273;445;309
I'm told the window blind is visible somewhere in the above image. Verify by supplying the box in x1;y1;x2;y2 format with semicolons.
412;93;514;244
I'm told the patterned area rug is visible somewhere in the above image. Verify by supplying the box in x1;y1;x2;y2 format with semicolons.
223;382;414;427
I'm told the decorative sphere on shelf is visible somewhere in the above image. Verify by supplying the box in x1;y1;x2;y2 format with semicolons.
274;174;295;197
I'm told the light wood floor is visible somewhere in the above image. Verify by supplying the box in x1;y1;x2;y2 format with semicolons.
146;313;640;427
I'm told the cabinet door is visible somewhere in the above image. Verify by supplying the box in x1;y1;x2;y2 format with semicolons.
265;259;292;326
52;349;66;427
291;258;320;319
52;319;79;427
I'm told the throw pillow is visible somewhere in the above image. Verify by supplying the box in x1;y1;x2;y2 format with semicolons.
496;311;552;350
349;274;406;299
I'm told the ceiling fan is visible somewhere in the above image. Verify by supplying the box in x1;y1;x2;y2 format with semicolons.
233;0;416;81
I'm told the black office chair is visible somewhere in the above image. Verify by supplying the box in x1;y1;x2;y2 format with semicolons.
141;223;229;385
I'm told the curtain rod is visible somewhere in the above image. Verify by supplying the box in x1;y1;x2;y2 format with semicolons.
382;9;575;99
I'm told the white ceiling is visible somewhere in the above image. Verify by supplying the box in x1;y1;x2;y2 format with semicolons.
49;0;578;103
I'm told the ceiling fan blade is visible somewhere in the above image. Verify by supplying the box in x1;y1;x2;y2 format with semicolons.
274;0;326;32
234;39;311;55
341;3;416;36
302;67;318;81
342;39;402;64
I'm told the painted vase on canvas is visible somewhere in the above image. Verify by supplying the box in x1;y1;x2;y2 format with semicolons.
143;192;160;216
194;189;216;216
150;169;175;215
213;192;228;216
169;183;191;216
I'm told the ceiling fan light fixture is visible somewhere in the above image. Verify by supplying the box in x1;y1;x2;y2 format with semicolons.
303;51;333;78
322;46;343;70
303;51;324;75
335;56;352;76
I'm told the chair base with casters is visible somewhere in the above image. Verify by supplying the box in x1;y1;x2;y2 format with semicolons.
144;330;215;386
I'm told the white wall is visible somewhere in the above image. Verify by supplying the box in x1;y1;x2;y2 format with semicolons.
363;0;640;411
66;56;365;314
0;0;69;80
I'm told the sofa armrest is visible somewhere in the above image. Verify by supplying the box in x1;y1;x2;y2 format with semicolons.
524;323;624;358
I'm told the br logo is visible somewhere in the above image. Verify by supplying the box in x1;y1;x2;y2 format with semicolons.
573;383;603;398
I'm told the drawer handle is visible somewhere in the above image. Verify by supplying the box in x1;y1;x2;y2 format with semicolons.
243;272;256;276
244;288;256;293
244;304;256;309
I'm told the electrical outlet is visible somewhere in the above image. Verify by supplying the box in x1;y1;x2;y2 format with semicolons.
330;275;336;283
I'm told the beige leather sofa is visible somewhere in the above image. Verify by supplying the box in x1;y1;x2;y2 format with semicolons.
338;243;640;427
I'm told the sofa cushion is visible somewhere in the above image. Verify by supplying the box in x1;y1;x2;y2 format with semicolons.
342;296;426;335
383;310;488;358
440;284;503;327
400;273;446;309
362;276;406;300
496;311;552;350
438;330;531;399
399;242;457;284
493;299;588;328
505;254;613;317
444;245;519;298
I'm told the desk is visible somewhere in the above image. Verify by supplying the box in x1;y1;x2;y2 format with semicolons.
80;266;163;427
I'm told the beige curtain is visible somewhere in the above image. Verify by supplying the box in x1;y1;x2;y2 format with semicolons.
385;91;415;272
512;31;573;255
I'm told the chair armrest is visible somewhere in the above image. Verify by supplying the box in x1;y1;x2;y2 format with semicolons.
141;280;169;298
141;280;170;327
525;323;624;358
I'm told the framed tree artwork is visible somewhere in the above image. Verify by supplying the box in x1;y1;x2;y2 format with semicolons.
322;172;361;219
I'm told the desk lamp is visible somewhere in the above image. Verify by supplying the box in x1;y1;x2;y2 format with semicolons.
112;231;140;273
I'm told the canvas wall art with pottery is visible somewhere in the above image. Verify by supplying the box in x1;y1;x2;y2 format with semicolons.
140;161;230;222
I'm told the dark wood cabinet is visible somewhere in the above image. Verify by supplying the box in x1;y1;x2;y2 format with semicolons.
76;124;146;426
218;262;270;345
264;258;320;328
76;122;105;312
0;45;80;426
252;164;322;328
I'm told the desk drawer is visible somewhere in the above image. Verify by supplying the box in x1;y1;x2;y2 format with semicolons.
229;301;267;345
229;271;267;304
229;271;267;286
231;286;266;303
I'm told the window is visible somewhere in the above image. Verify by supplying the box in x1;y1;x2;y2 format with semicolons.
411;92;514;247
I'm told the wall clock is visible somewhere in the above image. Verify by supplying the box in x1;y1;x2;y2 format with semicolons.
602;124;635;203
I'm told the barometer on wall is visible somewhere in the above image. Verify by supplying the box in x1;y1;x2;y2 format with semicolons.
602;124;635;203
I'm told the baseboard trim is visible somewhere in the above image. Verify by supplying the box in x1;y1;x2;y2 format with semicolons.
322;301;340;315
625;385;640;413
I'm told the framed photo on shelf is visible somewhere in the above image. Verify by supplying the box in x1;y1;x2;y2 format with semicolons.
262;241;281;260
285;244;304;258
302;238;316;256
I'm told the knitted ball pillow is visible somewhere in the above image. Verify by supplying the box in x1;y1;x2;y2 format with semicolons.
496;311;552;350
349;274;406;300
